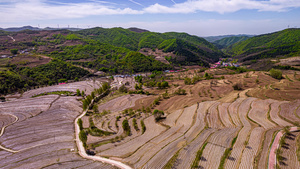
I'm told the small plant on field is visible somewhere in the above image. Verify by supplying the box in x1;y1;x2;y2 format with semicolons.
232;82;242;90
76;89;81;96
162;90;170;99
198;92;201;96
184;77;192;85
132;118;139;131
192;142;208;168
141;120;146;134
174;88;186;95
153;96;161;105
255;78;259;84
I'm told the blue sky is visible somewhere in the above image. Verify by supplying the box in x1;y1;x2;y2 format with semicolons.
0;0;300;36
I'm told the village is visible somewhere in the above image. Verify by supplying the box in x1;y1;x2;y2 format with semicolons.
210;58;240;69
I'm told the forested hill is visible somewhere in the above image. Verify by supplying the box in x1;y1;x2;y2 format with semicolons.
225;28;300;61
213;36;250;49
76;27;224;66
0;27;224;94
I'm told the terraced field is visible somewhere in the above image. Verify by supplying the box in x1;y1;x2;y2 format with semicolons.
1;71;300;169
83;92;300;168
0;82;115;168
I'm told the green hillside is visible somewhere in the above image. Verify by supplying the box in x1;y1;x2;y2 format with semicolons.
213;36;250;49
76;27;224;65
225;28;300;61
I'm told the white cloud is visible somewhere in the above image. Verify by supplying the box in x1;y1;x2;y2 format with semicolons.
144;0;300;14
0;0;142;22
0;0;300;23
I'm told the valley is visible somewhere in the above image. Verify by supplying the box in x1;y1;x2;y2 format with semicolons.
0;27;300;169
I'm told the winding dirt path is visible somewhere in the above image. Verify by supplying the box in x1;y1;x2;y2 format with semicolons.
268;127;298;169
7;35;15;42
74;94;132;169
0;113;19;153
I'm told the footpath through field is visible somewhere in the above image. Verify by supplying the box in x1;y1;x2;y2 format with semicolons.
74;91;132;169
268;127;298;169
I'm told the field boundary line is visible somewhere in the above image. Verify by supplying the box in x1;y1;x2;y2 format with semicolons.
0;113;19;153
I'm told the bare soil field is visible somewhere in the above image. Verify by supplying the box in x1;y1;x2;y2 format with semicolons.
0;84;114;168
2;68;300;169
21;79;105;98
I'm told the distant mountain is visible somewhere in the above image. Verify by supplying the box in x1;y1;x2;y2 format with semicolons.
203;34;253;43
128;27;149;33
225;28;300;62
0;26;81;32
213;36;250;49
2;26;40;32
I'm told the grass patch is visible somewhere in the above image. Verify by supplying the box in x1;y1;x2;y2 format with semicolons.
96;91;128;105
191;142;208;168
88;117;113;136
91;140;112;148
141;119;146;134
297;133;300;162
163;149;180;169
32;91;73;97
132;118;139;131
218;133;238;169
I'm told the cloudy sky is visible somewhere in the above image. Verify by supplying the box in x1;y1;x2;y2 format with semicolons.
0;0;300;36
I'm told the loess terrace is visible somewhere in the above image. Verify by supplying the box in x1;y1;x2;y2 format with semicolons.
1;68;300;169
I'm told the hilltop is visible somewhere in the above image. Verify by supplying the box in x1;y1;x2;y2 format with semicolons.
225;28;300;62
0;27;224;94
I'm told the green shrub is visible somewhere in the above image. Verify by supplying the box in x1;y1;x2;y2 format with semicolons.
122;119;131;136
141;120;146;134
184;77;192;85
132;118;139;131
153;109;164;122
77;118;83;130
174;88;186;95
269;68;282;79
119;84;128;93
79;130;87;143
76;89;81;96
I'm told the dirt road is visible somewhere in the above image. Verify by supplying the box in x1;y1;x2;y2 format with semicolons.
74;96;132;169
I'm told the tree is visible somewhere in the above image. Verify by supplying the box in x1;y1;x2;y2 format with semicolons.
269;68;282;79
10;49;18;55
161;81;169;88
119;84;128;93
122;119;131;136
153;109;164;122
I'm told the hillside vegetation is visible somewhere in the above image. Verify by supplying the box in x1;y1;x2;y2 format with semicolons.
225;28;300;61
213;36;250;49
76;27;224;66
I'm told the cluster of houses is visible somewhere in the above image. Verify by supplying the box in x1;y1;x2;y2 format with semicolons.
210;58;240;69
1;47;35;59
1;55;13;58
